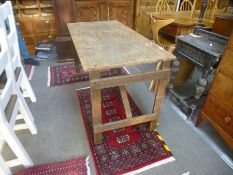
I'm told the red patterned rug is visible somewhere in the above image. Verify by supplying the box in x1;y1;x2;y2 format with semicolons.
15;157;90;175
48;64;128;87
76;87;175;175
24;65;34;80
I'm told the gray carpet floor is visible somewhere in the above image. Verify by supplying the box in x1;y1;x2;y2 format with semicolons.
7;60;233;175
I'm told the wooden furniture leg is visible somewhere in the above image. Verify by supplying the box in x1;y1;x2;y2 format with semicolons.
90;71;102;144
149;61;162;92
195;113;205;127
150;61;171;130
119;86;132;118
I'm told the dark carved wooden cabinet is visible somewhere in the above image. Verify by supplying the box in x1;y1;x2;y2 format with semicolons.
196;31;233;149
53;0;134;62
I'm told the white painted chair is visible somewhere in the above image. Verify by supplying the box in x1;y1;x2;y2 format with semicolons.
0;30;35;175
0;1;36;103
0;2;37;174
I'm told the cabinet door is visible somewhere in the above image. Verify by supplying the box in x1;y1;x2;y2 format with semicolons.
108;1;132;27
52;0;76;34
34;16;56;32
75;1;100;22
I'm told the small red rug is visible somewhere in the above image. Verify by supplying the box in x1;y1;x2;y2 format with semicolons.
76;87;175;175
24;65;34;80
48;64;128;87
15;157;90;175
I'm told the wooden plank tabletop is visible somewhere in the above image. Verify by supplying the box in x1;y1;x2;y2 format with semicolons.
67;20;175;72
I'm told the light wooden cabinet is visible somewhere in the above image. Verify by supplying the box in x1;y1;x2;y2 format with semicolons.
196;31;233;149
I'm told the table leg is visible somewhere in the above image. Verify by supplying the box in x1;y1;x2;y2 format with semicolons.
150;61;171;131
90;71;102;144
149;61;162;92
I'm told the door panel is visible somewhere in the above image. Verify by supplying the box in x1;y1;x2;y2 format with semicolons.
108;1;132;27
75;2;100;22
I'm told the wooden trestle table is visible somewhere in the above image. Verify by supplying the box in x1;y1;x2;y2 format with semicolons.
68;21;175;144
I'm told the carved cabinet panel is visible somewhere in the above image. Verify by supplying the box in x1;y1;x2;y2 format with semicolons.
108;1;132;27
75;1;133;27
75;1;100;22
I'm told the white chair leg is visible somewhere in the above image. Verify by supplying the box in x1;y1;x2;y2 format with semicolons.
18;95;37;135
0;155;11;175
0;125;33;167
20;70;36;103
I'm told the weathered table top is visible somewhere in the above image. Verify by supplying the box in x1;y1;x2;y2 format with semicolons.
67;20;175;72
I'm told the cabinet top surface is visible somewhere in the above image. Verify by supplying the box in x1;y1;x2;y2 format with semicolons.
67;20;175;72
177;35;226;58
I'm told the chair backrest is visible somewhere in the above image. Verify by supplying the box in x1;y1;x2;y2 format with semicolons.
179;0;193;11
0;25;15;125
0;1;22;71
150;15;174;45
206;0;218;10
0;1;36;103
205;0;219;19
156;0;171;13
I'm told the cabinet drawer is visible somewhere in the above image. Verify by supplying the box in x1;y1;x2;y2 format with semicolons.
203;95;233;137
210;72;233;106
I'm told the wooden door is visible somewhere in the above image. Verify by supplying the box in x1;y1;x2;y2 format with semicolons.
75;1;101;21
52;0;76;34
108;1;133;27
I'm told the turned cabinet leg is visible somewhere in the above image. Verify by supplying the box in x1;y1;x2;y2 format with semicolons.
189;77;208;116
167;60;180;93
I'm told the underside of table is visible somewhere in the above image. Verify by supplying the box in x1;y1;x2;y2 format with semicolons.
90;61;171;144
